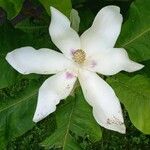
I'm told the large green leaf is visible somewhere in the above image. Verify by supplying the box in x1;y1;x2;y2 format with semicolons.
41;88;102;149
39;0;72;17
107;74;150;134
15;18;53;49
0;80;40;149
0;58;17;89
0;0;24;19
0;18;53;89
116;0;150;61
0;22;29;89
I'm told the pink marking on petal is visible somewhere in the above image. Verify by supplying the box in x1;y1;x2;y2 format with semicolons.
91;60;97;68
66;72;74;79
70;49;76;55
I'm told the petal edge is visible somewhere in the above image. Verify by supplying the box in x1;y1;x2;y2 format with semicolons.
6;46;74;75
33;71;77;122
49;7;81;59
78;69;126;133
80;5;123;56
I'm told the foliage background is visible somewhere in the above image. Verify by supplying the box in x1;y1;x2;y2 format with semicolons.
0;0;150;149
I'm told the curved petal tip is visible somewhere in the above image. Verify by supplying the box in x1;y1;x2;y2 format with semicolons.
50;6;56;12
104;5;120;12
125;61;144;72
6;51;27;74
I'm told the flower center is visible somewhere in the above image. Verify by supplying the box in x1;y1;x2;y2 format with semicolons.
73;49;86;64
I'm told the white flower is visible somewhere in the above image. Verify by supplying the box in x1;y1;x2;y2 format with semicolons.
6;6;144;134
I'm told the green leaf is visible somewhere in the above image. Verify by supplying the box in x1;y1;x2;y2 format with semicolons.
15;18;53;49
41;88;102;149
116;0;150;61
39;0;72;17
0;80;40;149
0;22;29;89
107;74;150;134
0;19;53;89
0;0;24;19
0;58;17;89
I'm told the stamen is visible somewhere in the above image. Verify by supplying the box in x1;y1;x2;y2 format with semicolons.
73;49;86;64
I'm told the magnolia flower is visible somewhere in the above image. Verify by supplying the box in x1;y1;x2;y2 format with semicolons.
6;6;144;134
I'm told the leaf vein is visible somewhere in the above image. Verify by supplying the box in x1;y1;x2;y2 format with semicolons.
62;100;76;150
0;90;37;113
109;78;148;99
121;27;150;47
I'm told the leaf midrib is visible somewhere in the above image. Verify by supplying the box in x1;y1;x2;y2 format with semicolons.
121;27;150;47
0;89;38;113
108;77;149;100
62;100;76;150
16;25;48;30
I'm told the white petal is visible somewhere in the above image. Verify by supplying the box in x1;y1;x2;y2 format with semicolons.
33;70;77;122
78;69;125;133
85;48;144;75
80;6;123;56
6;46;74;75
49;7;81;59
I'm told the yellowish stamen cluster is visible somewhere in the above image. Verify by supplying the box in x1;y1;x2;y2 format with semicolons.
73;49;86;64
